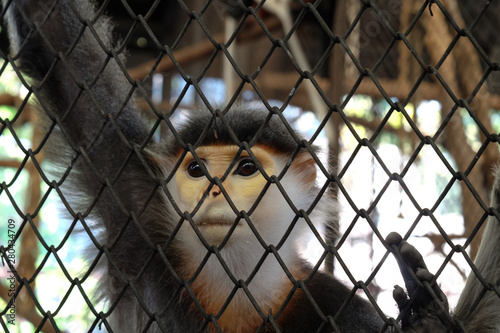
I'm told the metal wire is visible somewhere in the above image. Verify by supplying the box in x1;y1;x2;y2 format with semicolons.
0;0;499;332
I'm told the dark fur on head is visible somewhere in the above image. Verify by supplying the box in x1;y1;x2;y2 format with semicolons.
167;107;311;157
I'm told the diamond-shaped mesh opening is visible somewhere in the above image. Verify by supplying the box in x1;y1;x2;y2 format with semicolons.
1;0;500;332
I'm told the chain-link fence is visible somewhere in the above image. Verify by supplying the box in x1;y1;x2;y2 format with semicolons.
0;0;499;332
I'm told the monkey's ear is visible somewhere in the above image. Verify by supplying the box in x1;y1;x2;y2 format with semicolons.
290;151;317;189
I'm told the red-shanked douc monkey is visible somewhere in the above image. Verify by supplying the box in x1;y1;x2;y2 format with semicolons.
2;0;499;332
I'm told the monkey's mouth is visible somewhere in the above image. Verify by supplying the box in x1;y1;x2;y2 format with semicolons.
193;218;246;246
197;219;238;227
195;207;241;227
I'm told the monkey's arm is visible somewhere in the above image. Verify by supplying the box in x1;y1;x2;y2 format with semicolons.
3;0;155;224
5;0;150;144
278;270;386;332
386;232;465;332
454;168;500;332
2;2;193;330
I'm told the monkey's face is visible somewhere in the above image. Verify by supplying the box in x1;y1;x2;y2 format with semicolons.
169;145;316;248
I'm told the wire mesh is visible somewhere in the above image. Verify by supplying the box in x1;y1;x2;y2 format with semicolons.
0;0;499;332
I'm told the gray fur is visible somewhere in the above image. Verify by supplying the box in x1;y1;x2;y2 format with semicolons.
2;0;197;331
454;168;500;332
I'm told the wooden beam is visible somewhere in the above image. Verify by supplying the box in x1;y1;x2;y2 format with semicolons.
128;16;282;81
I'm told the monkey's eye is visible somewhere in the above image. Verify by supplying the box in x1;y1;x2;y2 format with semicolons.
187;160;205;178
234;159;258;177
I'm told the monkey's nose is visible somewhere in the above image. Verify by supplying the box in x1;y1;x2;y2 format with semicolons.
212;186;222;197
